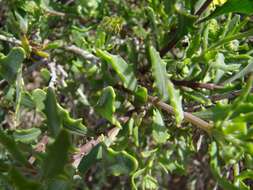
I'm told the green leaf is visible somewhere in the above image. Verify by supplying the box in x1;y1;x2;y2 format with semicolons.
209;142;241;190
95;86;121;127
44;87;62;137
58;105;87;136
43;88;87;136
47;176;72;190
223;59;253;84
167;81;184;124
106;148;138;176
78;144;103;174
149;46;184;124
0;130;28;165
32;89;47;111
42;130;71;179
96;49;138;91
142;175;158;190
0;47;25;84
13;128;41;143
149;46;169;101
9;167;40;190
134;85;148;104
152;109;170;144
201;0;253;22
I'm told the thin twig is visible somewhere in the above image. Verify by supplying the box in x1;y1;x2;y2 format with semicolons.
148;96;213;134
64;45;99;64
72;127;120;168
0;34;21;45
172;79;224;90
195;0;214;16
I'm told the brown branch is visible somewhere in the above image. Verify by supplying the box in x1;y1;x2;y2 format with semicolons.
148;96;212;134
172;79;224;90
195;0;214;16
71;127;120;168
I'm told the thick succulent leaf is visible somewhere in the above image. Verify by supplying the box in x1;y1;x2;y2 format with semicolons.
0;130;28;165
95;86;121;127
149;46;184;124
42;129;71;179
152;109;170;144
96;49;138;91
44;87;62;137
202;0;253;22
78;144;103;174
13;128;41;143
0;47;25;84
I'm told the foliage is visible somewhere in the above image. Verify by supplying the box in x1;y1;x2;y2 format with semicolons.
0;0;253;189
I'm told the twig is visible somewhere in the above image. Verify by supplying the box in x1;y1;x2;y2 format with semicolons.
48;61;57;88
0;34;21;45
72;127;120;168
44;9;66;17
28;135;49;164
172;79;224;90
195;0;214;16
64;45;99;64
148;96;213;134
210;87;253;102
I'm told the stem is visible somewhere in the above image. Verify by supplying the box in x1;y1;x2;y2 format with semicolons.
195;0;214;16
148;96;213;134
64;45;99;63
172;79;223;90
0;34;21;45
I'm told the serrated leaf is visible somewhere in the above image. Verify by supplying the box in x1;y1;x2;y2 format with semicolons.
43;87;86;136
58;105;87;135
149;46;184;124
152;109;170;144
0;47;25;84
96;49;138;91
201;0;253;22
0;130;28;165
95;86;121;127
168;81;184;124
106;148;138;176
149;46;169;100
42;130;71;179
13;128;41;143
44;87;62;137
78;144;103;174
